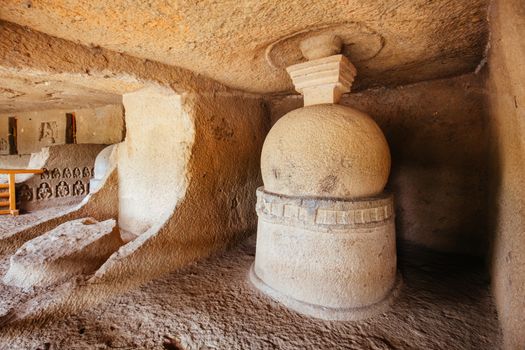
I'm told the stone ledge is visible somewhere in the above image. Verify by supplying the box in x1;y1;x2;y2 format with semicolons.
3;218;122;290
256;187;394;229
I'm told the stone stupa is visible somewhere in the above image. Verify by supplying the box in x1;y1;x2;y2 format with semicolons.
250;34;401;320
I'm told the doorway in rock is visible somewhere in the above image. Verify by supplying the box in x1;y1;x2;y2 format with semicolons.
8;116;17;155
65;113;76;144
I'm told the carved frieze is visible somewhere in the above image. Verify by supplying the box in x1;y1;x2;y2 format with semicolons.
23;167;93;203
256;187;394;229
16;144;105;210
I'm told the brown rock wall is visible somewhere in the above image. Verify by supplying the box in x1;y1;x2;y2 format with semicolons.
486;0;525;347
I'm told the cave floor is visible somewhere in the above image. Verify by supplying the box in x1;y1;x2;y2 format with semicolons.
0;205;77;236
0;235;501;350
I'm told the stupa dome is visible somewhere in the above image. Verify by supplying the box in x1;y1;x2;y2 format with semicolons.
261;104;391;198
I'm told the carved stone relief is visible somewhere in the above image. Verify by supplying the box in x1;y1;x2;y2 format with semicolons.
37;182;52;200
0;138;8;152
17;184;33;202
56;181;70;197
40;168;50;179
73;167;81;178
73;181;85;196
63;168;72;178
16;144;104;211
25;167;93;204
38;121;58;144
51;168;61;179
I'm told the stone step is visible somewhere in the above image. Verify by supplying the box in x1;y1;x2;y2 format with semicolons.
3;218;123;290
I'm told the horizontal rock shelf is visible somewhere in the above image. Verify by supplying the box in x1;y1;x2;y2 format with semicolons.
3;218;122;290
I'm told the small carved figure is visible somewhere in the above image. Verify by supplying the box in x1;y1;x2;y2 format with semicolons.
56;181;69;197
73;180;85;196
0;138;8;152
37;182;52;200
63;168;72;178
82;167;91;178
39;121;57;144
18;184;33;201
73;167;81;178
51;168;61;179
40;168;50;180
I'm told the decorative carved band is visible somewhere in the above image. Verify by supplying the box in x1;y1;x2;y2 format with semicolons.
256;187;394;229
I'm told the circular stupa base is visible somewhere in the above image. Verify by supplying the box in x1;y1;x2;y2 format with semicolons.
249;264;402;321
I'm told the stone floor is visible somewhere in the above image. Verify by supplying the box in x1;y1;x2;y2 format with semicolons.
0;205;76;236
0;233;501;350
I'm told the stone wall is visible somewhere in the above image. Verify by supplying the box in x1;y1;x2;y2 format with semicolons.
117;87;192;236
0;104;124;155
75;104;124;145
93;86;269;288
486;0;525;348
0;117;8;155
0;154;30;169
268;73;488;256
16;110;67;154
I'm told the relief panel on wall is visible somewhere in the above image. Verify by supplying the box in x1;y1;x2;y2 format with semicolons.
38;121;58;144
17;184;33;202
36;182;52;200
16;144;105;211
73;167;81;178
73;180;86;196
0;138;8;153
51;168;61;179
63;168;72;178
56;181;70;197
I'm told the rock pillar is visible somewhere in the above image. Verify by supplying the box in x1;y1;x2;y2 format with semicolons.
250;35;401;320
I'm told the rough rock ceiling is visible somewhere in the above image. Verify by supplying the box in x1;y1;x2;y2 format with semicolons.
0;0;488;95
0;70;121;114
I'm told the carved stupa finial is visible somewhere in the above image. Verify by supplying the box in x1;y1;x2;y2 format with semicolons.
286;34;356;106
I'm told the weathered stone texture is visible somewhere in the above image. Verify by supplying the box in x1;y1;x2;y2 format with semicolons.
0;1;488;93
3;218;122;290
261;104;390;199
486;0;525;348
253;189;398;320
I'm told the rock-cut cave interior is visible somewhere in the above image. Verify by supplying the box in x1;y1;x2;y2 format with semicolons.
0;1;523;349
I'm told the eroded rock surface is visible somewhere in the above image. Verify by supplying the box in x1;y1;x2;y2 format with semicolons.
3;218;122;290
0;1;489;94
0;236;501;349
